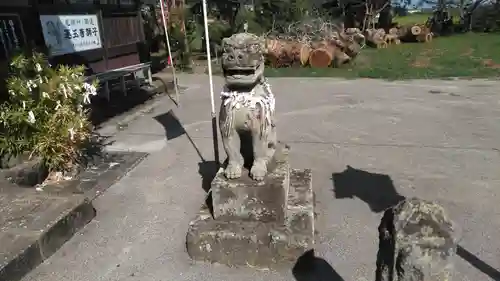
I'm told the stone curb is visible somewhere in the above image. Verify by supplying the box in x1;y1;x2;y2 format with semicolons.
0;199;96;281
0;152;148;281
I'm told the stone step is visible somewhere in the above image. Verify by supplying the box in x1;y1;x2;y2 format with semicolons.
210;160;290;223
186;169;314;268
284;169;314;236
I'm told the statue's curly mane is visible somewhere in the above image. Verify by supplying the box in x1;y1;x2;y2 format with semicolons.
220;79;275;139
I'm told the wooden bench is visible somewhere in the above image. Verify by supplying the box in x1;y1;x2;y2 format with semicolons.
85;62;153;101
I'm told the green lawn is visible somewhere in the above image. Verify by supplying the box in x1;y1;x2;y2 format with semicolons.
264;33;500;80
394;12;461;25
394;13;431;25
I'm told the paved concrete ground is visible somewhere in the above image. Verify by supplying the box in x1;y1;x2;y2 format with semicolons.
22;75;500;281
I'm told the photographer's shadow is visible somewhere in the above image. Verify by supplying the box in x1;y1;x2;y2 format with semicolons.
332;165;405;213
292;250;345;281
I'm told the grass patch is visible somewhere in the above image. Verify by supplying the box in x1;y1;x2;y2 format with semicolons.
265;33;500;80
393;12;461;25
394;13;431;25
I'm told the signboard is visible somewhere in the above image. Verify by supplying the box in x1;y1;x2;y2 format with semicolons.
39;14;102;56
0;14;26;60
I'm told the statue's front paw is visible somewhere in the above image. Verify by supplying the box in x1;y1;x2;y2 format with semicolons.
250;162;267;181
224;163;242;179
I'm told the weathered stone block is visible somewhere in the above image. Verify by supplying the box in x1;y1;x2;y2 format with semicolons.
211;160;290;222
270;169;314;263
286;169;314;233
186;169;314;268
375;197;459;281
186;205;276;267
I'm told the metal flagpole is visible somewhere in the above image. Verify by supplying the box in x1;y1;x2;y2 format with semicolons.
201;0;220;166
159;0;180;107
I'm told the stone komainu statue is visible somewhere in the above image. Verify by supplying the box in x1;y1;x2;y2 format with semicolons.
219;32;276;181
376;198;459;281
186;33;314;268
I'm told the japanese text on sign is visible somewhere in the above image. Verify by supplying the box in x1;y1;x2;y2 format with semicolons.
39;14;102;56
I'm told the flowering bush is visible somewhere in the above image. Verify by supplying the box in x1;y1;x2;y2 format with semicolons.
0;51;98;172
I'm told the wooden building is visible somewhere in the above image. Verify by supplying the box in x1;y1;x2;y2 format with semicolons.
0;0;154;91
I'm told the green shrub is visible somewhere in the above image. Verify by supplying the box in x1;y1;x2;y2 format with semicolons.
186;21;203;52
208;20;230;46
235;9;264;34
168;23;184;53
166;23;191;70
0;51;98;172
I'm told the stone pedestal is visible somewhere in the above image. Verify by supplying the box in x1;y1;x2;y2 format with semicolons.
186;152;315;268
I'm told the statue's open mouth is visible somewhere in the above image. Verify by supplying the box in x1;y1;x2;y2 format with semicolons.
223;64;261;78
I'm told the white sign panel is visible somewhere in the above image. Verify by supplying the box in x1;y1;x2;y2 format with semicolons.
39;14;102;56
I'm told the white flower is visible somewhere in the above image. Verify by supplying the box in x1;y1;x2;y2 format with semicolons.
82;82;97;104
68;127;75;141
55;100;61;110
83;82;97;95
35;63;42;73
26;79;37;91
61;84;68;98
8;90;15;96
83;94;91;104
27;111;36;124
41;92;49;99
23;79;39;93
22;101;25;109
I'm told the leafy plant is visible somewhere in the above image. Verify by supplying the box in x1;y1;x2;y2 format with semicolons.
234;8;264;34
0;51;98;172
185;20;203;52
168;23;193;70
208;20;231;46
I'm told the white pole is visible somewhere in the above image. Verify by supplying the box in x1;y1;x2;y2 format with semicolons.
201;0;220;165
159;0;180;107
202;0;215;116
